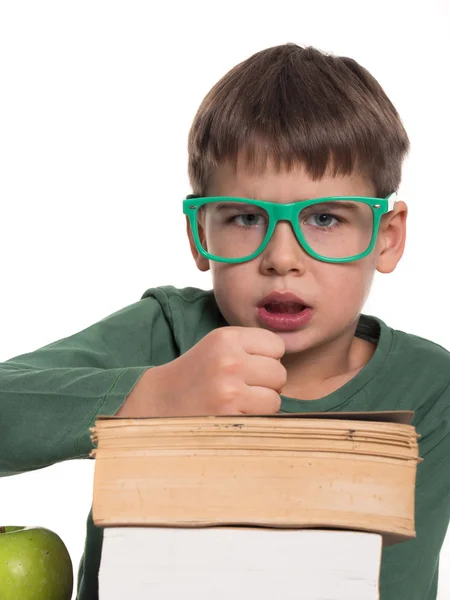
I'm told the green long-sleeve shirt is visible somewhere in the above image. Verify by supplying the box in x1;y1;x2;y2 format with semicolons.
1;285;450;600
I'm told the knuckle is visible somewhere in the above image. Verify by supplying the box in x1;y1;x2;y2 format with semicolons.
219;383;241;407
215;327;237;344
271;391;282;412
217;355;240;375
275;338;286;357
278;364;288;384
271;362;287;388
268;331;285;353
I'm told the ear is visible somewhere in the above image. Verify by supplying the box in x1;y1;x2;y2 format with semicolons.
376;200;408;274
186;215;210;272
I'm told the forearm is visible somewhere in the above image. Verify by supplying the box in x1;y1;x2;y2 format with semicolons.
0;296;178;476
0;363;148;475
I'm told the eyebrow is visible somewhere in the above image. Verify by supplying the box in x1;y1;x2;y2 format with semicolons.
301;201;360;211
215;202;264;210
215;200;361;211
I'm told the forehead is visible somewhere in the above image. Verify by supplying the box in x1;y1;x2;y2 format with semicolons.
208;159;376;202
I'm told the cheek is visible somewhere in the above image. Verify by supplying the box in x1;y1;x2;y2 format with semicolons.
315;261;375;310
210;263;255;323
210;261;254;288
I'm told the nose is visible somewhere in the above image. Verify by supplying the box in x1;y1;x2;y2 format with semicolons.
259;221;308;276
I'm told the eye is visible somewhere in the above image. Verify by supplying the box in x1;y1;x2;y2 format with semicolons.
303;212;344;230
234;214;265;227
305;213;340;228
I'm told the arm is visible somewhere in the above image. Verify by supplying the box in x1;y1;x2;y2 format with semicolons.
0;296;178;476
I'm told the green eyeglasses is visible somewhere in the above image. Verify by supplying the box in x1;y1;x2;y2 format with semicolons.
183;193;397;264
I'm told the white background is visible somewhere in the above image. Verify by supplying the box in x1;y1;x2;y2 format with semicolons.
1;1;449;598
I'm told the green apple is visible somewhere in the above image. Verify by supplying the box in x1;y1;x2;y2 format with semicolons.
0;525;73;600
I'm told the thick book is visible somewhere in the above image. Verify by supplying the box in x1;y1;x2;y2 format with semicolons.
90;411;421;544
89;412;421;599
98;526;383;600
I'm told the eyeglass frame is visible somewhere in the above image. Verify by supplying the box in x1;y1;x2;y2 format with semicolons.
183;193;398;264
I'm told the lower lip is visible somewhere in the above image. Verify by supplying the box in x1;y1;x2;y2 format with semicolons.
257;306;313;331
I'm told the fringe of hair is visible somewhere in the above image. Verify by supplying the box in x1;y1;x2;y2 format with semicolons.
188;44;410;198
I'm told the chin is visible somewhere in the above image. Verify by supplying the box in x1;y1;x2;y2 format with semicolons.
275;331;316;353
249;325;311;352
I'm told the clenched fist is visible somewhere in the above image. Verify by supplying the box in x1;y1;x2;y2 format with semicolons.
118;327;287;418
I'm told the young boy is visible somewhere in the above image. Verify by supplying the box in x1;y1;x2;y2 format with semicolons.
1;43;449;600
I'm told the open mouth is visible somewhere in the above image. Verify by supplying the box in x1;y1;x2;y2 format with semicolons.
264;302;305;314
257;299;313;331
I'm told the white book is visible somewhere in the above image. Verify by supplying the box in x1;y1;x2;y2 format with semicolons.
99;527;382;600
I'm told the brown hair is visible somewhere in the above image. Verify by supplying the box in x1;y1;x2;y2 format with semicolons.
187;43;410;198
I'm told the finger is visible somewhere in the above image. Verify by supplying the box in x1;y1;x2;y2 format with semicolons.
239;328;285;360
241;355;287;391
240;386;282;414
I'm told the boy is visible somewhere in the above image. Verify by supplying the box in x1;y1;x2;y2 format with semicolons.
1;43;449;600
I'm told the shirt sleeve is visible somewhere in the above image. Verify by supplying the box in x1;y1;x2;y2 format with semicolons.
0;296;178;476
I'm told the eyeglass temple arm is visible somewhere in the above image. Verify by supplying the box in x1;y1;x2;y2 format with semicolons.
387;192;398;212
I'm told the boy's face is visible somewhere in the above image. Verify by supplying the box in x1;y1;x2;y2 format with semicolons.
187;159;407;356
